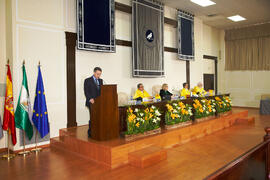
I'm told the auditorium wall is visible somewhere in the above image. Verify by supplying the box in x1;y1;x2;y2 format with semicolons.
0;0;224;150
0;0;6;149
218;30;270;107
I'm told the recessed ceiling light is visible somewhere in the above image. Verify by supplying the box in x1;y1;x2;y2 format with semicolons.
227;15;246;22
190;0;216;7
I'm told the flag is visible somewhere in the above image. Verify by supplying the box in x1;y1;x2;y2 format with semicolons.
132;0;164;77
32;65;49;138
0;115;3;139
15;64;33;140
2;64;16;145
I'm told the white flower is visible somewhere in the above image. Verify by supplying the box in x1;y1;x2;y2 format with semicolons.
134;108;139;112
173;110;177;113
176;106;180;110
155;110;161;116
213;109;216;112
190;112;193;116
151;105;155;109
157;117;161;121
206;111;209;114
140;113;144;117
173;103;177;106
153;119;157;123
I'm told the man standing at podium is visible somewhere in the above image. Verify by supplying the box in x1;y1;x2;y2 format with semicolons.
84;67;103;137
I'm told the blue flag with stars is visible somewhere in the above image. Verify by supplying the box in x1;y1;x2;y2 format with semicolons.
32;65;49;138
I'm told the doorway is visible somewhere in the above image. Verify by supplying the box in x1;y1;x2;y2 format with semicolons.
203;74;215;91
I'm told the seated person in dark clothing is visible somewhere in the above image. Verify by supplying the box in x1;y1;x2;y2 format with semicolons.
159;83;173;101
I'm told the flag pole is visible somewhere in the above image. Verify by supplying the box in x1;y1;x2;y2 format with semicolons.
2;60;16;160
31;61;42;154
18;131;30;157
31;129;42;154
2;131;15;160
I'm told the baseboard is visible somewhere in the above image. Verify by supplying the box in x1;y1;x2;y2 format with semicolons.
13;144;50;153
232;106;259;109
0;148;8;153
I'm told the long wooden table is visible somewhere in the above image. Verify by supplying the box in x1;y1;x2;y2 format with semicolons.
118;93;230;133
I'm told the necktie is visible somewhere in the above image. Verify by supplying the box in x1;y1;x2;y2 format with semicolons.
95;79;100;89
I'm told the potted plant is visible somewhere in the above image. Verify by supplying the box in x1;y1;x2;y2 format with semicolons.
165;101;193;130
193;99;216;122
125;105;162;141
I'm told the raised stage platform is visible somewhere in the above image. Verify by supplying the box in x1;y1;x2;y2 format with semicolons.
51;110;254;169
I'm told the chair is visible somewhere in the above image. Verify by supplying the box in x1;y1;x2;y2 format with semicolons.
261;94;270;100
118;92;129;106
152;85;162;96
260;94;270;115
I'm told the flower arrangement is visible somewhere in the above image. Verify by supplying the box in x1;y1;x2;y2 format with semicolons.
126;105;161;135
155;94;161;100
165;101;193;125
215;96;232;113
193;99;216;119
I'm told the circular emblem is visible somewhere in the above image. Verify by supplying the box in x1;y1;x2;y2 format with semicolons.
145;30;154;42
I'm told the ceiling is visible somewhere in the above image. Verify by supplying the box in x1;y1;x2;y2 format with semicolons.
161;0;270;29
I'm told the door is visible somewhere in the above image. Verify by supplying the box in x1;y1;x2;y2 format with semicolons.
203;74;214;91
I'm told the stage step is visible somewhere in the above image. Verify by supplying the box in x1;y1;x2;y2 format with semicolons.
236;116;255;124
128;146;167;168
50;137;67;151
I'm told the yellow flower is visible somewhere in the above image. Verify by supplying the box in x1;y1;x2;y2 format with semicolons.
209;108;212;112
199;108;203;113
136;122;140;127
145;108;149;113
181;109;186;115
215;97;221;101
185;111;189;115
170;113;177;119
128;113;136;122
127;107;133;113
150;108;154;113
155;94;161;99
166;104;173;112
149;113;153;119
193;103;197;109
178;102;185;108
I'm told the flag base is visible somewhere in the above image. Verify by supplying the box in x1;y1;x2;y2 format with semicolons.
18;150;30;157
31;147;42;154
2;153;16;160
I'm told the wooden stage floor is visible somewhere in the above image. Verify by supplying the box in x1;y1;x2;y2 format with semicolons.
1;108;270;180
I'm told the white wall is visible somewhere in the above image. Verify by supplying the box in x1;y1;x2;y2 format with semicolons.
0;0;7;149
218;31;270;107
0;0;223;149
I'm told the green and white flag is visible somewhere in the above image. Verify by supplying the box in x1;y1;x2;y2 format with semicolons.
15;64;33;140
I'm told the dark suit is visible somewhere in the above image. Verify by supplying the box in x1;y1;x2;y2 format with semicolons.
159;89;173;101
84;76;103;136
84;76;103;108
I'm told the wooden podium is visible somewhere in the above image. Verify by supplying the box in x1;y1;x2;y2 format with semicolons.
90;85;119;141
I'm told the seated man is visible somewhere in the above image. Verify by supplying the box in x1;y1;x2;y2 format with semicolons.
160;83;173;101
193;82;206;96
180;82;191;99
133;83;152;101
